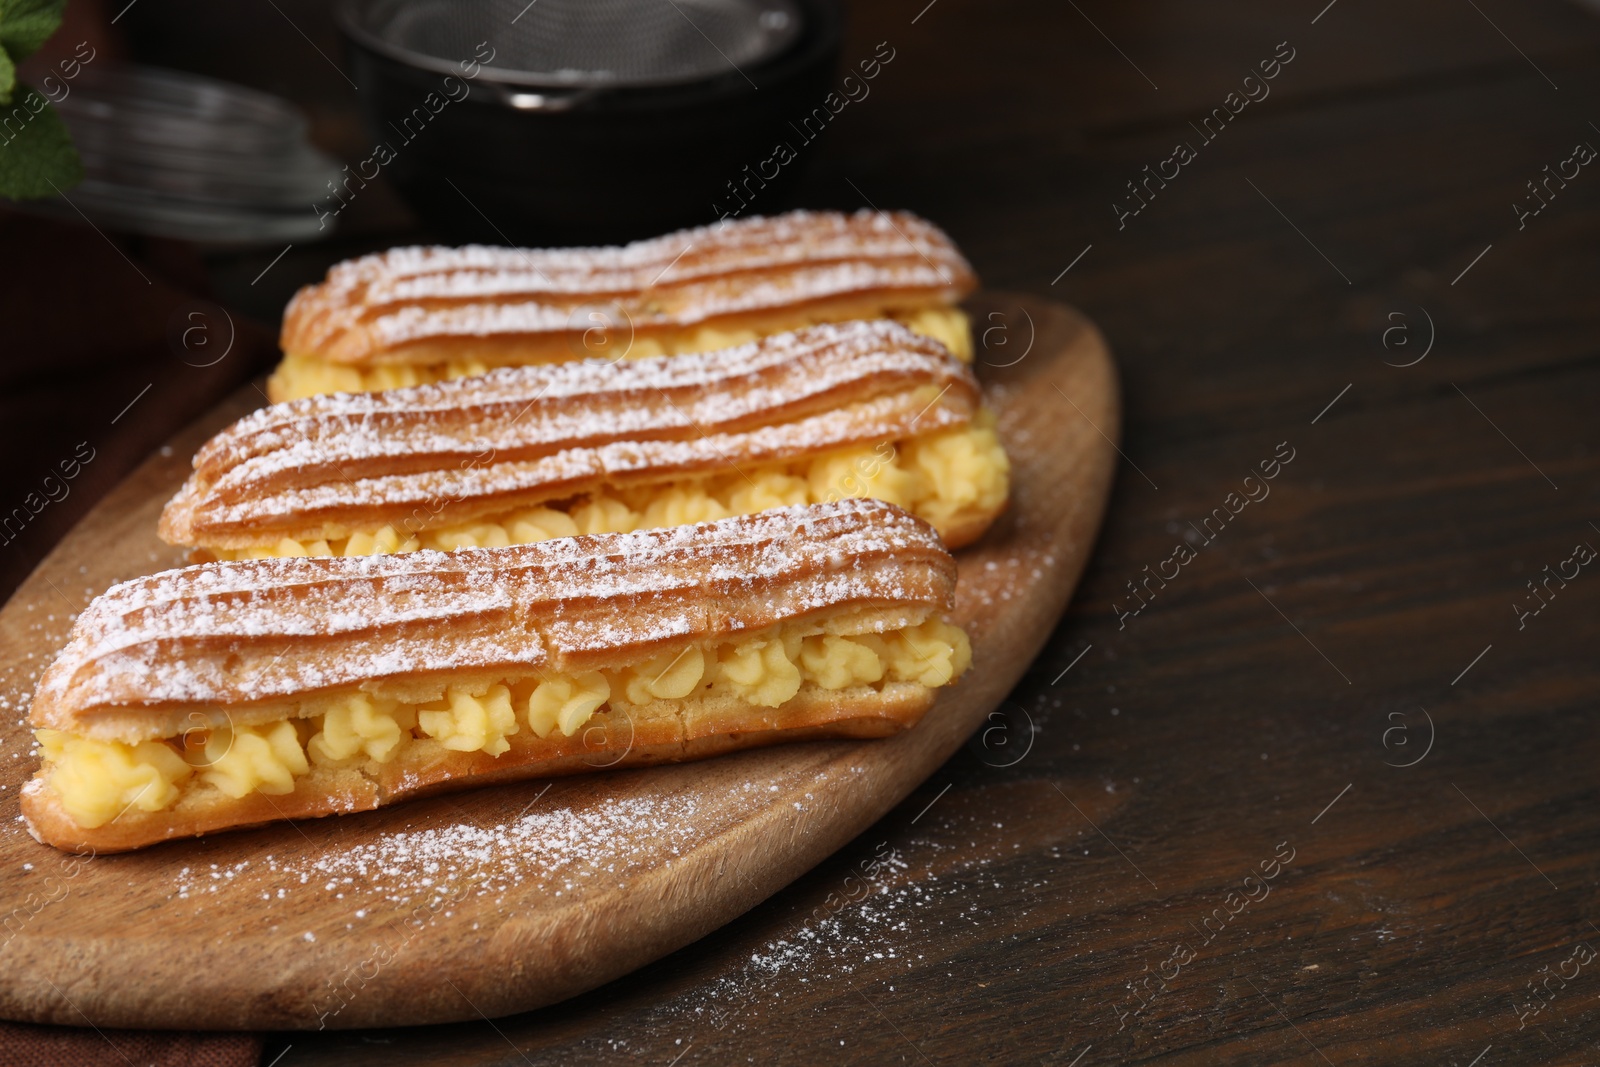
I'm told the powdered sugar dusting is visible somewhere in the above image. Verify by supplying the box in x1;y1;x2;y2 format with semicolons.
282;210;977;361
172;789;709;913
37;500;955;722
171;321;978;541
366;263;958;349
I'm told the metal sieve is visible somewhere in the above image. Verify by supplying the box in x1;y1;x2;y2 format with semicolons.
26;65;340;242
342;0;803;89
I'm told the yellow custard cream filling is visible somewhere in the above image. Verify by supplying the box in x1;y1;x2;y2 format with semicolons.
269;307;973;400
214;415;1009;560
35;619;971;829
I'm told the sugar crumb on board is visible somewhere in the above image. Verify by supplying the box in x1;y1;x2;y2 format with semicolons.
166;790;708;915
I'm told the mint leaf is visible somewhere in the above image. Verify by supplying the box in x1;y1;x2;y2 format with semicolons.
0;0;67;64
0;2;79;197
0;84;82;199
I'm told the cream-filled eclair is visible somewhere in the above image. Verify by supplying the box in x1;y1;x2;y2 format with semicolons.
24;500;971;853
163;321;1010;561
269;209;977;401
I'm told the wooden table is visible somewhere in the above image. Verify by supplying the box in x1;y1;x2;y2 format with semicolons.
10;0;1600;1062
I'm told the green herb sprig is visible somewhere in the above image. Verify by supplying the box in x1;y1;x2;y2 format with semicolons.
0;0;82;200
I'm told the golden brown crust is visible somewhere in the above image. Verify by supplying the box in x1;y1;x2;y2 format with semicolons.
278;210;977;369
161;321;984;552
33;500;956;741
21;685;933;853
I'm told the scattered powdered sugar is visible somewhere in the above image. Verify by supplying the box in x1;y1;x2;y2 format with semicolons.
646;810;1051;1039
170;790;707;912
960;550;1058;615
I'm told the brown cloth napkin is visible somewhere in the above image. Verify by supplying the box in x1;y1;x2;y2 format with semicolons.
0;210;275;1063
0;1020;260;1066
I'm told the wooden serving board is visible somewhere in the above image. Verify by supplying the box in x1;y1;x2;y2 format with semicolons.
0;293;1116;1031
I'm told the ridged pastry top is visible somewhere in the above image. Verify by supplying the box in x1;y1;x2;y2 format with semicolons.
162;321;980;549
35;500;957;739
281;210;977;366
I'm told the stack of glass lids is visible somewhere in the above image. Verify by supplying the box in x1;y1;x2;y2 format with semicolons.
34;65;341;242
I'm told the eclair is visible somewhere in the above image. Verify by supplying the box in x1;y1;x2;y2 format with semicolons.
269;209;977;401
162;321;1010;561
24;501;971;853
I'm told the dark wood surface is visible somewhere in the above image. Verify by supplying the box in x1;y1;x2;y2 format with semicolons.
5;0;1600;1063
